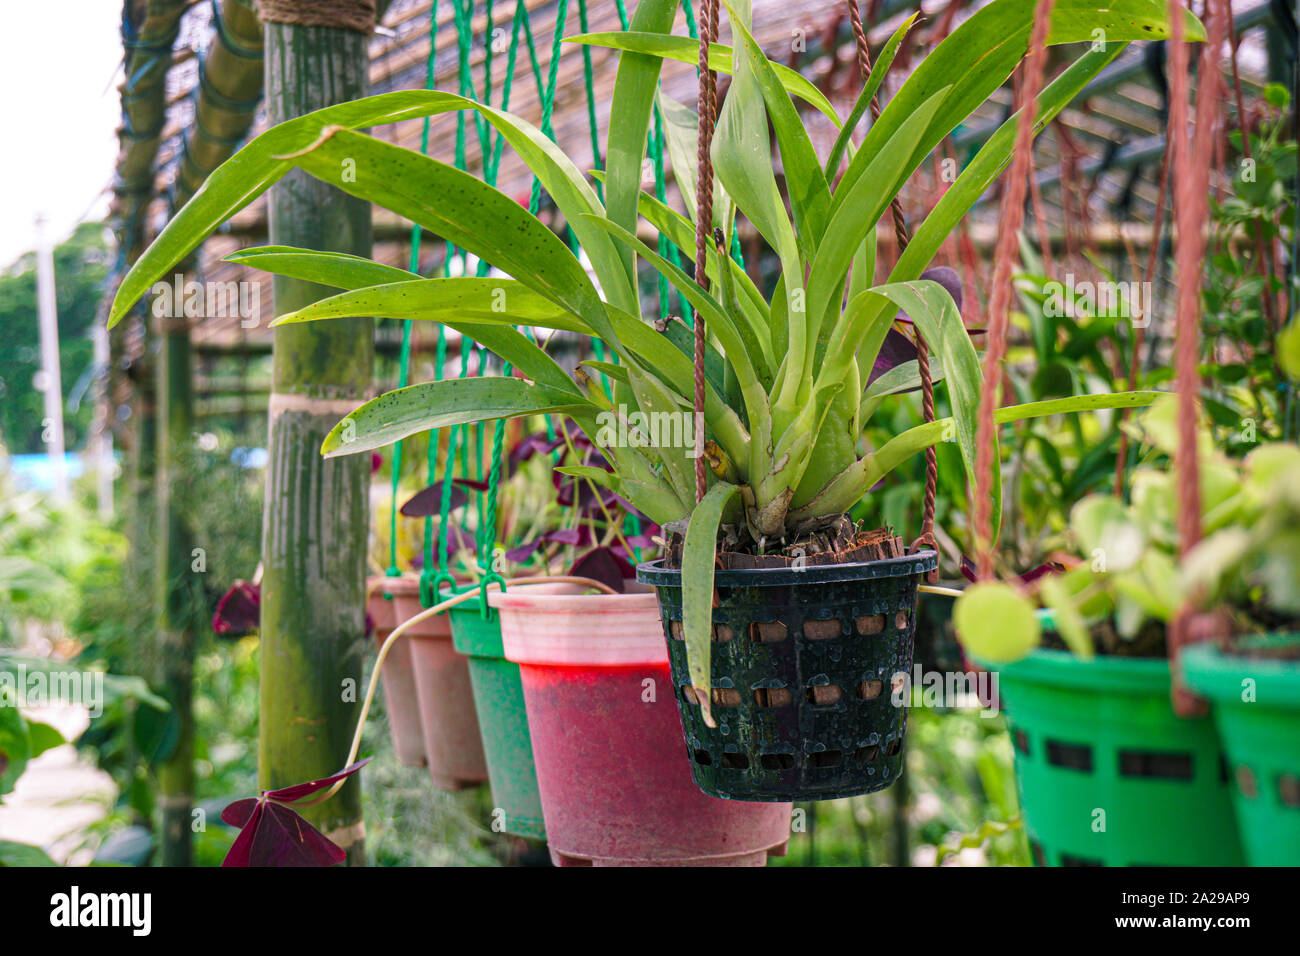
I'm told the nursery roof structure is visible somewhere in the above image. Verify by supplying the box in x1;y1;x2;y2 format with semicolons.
109;0;1292;361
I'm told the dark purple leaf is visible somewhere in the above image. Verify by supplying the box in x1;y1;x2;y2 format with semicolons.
221;798;259;828
505;538;545;563
454;478;490;493
544;527;589;547
266;757;372;803
401;482;469;518
868;267;973;390
568;547;634;594
508;431;564;472
958;556;1065;584
212;580;260;638
222;801;346;867
892;267;963;324
370;452;383;475
220;759;372;867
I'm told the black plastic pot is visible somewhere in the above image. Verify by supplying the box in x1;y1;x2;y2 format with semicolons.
637;551;938;802
914;588;963;677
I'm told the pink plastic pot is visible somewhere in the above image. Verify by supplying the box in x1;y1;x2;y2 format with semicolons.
367;577;426;767
391;584;488;791
491;582;792;867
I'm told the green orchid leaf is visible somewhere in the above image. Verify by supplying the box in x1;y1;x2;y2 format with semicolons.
825;15;917;177
566;33;840;125
321;378;593;458
225;246;419;288
681;481;742;727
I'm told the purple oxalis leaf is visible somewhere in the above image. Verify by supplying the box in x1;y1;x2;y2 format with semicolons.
505;538;545;564
958;556;1066;584
867;267;973;390
568;546;634;594
401;482;470;518
220;759;372;867
212;580;259;638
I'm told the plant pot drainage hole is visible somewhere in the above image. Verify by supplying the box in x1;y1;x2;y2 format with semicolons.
803;619;843;640
854;744;880;764
754;686;793;707
750;620;788;643
806;684;843;705
759;753;795;771
855;614;885;635
1118;749;1194;780
808;750;842;769
1045;740;1094;773
711;687;742;708
857;679;883;700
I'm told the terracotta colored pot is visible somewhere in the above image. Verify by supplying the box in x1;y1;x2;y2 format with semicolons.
366;576;426;767
391;582;488;790
491;582;792;867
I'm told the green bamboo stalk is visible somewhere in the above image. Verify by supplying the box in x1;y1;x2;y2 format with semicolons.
258;13;374;866
153;0;266;866
113;0;188;260
154;310;197;866
172;0;265;210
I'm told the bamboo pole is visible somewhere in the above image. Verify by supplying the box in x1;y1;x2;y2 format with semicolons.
154;307;198;866
152;0;267;866
258;5;375;866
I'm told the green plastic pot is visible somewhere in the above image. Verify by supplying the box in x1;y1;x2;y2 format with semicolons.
1182;636;1300;866
983;648;1244;866
448;596;546;841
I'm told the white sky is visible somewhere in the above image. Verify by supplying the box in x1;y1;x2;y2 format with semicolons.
0;2;122;269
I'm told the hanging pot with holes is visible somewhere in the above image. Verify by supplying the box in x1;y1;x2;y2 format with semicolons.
390;581;489;791
366;576;426;768
637;549;937;802
489;581;792;866
1182;634;1300;866
978;647;1244;866
447;593;546;841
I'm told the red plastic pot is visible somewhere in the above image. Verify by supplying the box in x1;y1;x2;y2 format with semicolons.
366;576;426;767
391;583;488;791
490;582;792;866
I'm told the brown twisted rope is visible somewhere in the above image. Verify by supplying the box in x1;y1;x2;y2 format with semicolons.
973;0;1055;581
1168;0;1228;717
257;0;376;34
846;0;937;562
693;0;720;504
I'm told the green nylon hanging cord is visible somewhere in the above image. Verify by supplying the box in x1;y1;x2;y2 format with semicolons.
387;0;445;579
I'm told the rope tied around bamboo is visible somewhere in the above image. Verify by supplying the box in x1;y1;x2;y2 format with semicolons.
972;0;1055;582
256;0;376;34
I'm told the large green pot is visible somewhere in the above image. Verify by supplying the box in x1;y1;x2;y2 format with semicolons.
1183;636;1300;866
984;648;1244;866
448;596;546;841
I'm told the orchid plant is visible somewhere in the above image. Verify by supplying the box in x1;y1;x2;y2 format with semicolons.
107;0;1199;709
